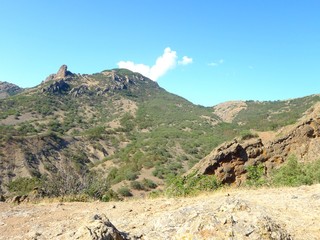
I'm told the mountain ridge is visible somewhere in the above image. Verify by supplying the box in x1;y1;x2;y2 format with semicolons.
1;65;320;198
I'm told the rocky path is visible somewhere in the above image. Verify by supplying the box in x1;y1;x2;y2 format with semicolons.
0;184;320;239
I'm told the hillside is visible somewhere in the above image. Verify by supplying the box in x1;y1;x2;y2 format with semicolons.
1;65;320;198
1;184;319;239
0;81;22;99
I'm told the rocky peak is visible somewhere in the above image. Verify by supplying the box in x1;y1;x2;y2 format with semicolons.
44;65;74;82
56;65;68;79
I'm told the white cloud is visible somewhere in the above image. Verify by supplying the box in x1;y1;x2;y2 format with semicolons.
178;56;193;65
117;47;192;81
208;59;224;67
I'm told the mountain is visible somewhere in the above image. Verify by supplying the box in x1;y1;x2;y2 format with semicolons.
0;81;22;99
1;65;320;198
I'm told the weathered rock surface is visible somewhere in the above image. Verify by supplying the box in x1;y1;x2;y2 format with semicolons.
1;185;318;239
74;214;125;240
41;66;152;97
44;65;74;82
42;79;70;94
69;84;90;97
213;101;247;123
191;138;265;185
191;116;320;185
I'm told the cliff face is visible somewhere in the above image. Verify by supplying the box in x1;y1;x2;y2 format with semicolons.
190;113;320;185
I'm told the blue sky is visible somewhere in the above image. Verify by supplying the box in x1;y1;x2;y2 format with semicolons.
0;1;320;106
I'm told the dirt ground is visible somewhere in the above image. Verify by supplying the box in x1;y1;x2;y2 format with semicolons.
0;184;319;239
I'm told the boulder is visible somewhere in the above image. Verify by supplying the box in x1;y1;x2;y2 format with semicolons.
75;214;125;240
190;138;265;185
69;85;89;97
0;195;5;202
42;79;70;94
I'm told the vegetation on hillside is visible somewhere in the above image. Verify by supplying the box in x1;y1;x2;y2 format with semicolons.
1;68;320;199
233;96;320;131
163;155;320;198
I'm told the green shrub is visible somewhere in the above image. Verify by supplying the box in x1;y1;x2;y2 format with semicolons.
101;189;121;202
130;181;145;190
7;177;42;195
271;155;314;187
83;126;105;140
165;173;220;197
142;178;157;189
125;171;139;181
240;130;258;140
245;163;266;186
117;186;132;197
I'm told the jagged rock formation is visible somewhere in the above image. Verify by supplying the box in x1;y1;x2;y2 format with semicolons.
43;65;74;82
190;138;265;185
0;81;22;98
41;66;154;97
42;79;70;94
75;214;125;240
191;116;320;185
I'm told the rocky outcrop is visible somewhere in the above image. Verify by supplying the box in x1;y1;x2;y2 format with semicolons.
44;65;74;82
150;198;292;240
42;79;70;94
69;85;89;97
191;138;266;185
75;214;125;240
213;101;247;123
190;117;320;185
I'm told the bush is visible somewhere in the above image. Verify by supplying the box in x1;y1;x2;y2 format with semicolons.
130;181;145;190
117;186;133;197
245;163;266;186
142;178;157;189
125;171;139;181
101;189;121;202
165;173;220;197
7;177;41;195
271;155;314;187
240;130;258;140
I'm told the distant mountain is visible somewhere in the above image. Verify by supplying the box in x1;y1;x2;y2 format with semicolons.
0;65;319;198
0;81;22;99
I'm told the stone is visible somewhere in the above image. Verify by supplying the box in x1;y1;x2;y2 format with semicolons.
75;214;125;240
69;85;89;97
43;65;74;82
0;195;5;202
42;79;70;94
56;65;68;79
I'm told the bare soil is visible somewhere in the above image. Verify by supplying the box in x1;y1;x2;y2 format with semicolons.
0;184;319;239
